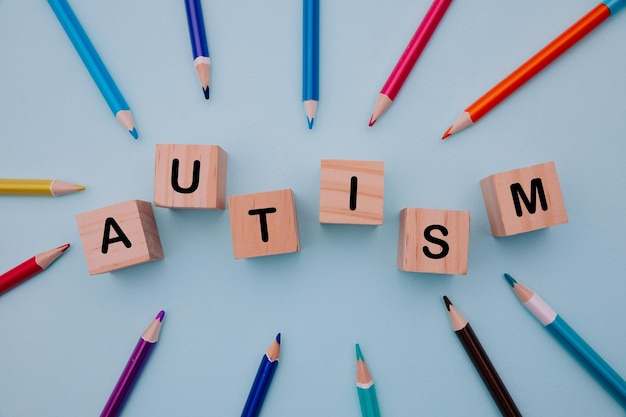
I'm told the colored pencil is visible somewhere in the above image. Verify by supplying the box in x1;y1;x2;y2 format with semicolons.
504;273;626;407
355;344;381;417
369;0;453;127
241;333;281;417
100;311;165;417
47;0;139;139
0;244;70;295
303;0;319;129
442;0;626;139
0;179;85;196
443;296;522;417
184;0;211;100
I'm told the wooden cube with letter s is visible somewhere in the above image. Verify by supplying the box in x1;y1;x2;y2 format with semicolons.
397;208;470;275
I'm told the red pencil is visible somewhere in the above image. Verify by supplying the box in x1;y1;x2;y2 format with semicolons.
0;243;70;295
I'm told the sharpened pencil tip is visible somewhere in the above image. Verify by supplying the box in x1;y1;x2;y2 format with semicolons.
156;310;165;321
275;333;281;344
129;128;139;139
307;117;314;129
443;295;452;310
58;243;71;252
368;115;376;127
203;86;210;100
503;273;517;287
355;343;364;360
442;126;453;140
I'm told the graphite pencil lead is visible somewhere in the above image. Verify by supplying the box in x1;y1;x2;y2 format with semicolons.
503;273;517;287
203;86;210;100
443;295;452;310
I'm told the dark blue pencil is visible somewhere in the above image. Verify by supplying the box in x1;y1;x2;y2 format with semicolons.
241;333;281;417
184;0;211;99
302;0;319;129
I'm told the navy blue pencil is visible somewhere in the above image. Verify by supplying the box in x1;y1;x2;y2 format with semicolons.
241;334;281;417
184;0;211;99
302;0;319;128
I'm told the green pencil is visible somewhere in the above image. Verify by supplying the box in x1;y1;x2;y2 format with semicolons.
355;344;382;417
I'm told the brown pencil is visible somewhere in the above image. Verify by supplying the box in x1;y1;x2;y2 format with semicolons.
443;296;522;417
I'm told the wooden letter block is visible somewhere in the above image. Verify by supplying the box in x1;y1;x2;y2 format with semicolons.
76;200;164;275
228;189;300;259
480;161;568;237
154;144;227;209
397;208;470;275
319;159;384;225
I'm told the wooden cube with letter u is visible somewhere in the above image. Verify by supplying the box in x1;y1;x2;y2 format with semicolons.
154;144;227;209
397;208;470;275
228;189;300;259
480;161;568;237
76;200;164;275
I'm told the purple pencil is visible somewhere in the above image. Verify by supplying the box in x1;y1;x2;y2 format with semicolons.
100;311;165;417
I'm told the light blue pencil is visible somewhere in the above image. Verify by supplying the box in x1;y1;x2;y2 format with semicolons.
48;0;138;139
302;0;319;129
504;273;626;408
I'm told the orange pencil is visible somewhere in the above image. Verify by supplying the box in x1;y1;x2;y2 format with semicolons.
0;244;70;295
443;1;625;139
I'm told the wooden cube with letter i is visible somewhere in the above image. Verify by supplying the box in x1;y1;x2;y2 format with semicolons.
228;189;300;259
319;159;384;225
76;200;164;275
480;161;568;237
154;144;227;209
397;208;470;275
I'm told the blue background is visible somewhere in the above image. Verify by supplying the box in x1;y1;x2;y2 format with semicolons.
1;1;625;416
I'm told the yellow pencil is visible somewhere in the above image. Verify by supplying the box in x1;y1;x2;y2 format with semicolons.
0;179;85;196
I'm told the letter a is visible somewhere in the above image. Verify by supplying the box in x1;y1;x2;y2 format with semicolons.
101;217;132;254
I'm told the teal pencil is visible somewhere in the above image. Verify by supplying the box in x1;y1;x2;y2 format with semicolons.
355;344;381;417
504;273;626;408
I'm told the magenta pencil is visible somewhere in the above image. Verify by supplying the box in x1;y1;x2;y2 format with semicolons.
100;311;165;417
369;0;453;126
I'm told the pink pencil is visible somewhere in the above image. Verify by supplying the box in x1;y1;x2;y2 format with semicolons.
369;0;454;126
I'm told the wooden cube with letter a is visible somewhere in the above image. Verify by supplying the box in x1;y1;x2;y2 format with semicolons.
154;144;227;209
397;208;470;275
76;200;164;275
228;189;300;259
319;159;384;225
480;161;568;237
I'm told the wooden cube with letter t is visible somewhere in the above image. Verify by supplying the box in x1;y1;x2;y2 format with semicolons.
228;189;300;259
154;144;227;209
76;200;164;275
397;208;470;275
319;159;384;225
480;161;568;237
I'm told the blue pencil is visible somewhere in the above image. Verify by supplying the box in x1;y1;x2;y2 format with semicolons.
241;333;281;417
184;0;211;99
302;0;319;129
47;0;138;139
504;273;626;408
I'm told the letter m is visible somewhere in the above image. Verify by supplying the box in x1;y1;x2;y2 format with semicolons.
510;178;548;217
